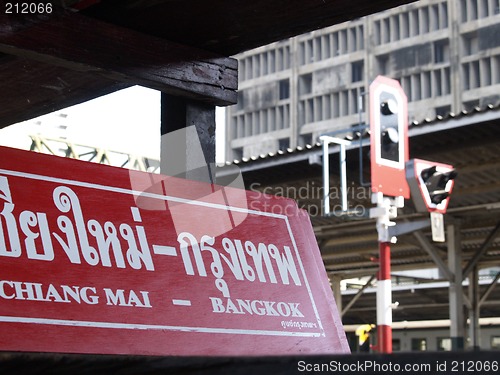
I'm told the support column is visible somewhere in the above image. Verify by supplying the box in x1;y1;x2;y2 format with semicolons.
468;266;481;350
447;223;465;350
330;274;343;316
160;94;216;184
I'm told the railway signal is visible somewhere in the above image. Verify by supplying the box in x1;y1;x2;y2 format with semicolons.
369;75;409;199
369;76;410;354
406;159;457;214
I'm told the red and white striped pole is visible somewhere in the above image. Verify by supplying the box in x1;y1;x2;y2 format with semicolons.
371;192;400;354
368;76;408;353
377;240;392;353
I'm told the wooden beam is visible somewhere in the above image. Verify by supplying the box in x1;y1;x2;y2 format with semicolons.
0;10;237;106
0;56;129;129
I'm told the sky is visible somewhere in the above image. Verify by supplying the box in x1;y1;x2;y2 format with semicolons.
0;86;226;163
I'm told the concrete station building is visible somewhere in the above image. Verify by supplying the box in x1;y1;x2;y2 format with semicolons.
225;0;500;161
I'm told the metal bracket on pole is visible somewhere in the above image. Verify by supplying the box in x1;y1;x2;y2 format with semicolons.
319;135;352;216
369;192;402;243
388;218;431;238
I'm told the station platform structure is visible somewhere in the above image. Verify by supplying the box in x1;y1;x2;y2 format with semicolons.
217;103;500;349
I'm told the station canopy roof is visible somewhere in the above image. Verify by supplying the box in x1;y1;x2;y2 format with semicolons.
217;103;500;324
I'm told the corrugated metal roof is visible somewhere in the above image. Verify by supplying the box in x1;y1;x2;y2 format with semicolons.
221;102;500;166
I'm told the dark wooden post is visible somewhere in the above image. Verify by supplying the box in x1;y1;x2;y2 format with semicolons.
160;94;216;184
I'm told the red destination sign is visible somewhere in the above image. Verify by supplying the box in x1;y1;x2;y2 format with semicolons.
0;146;348;356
